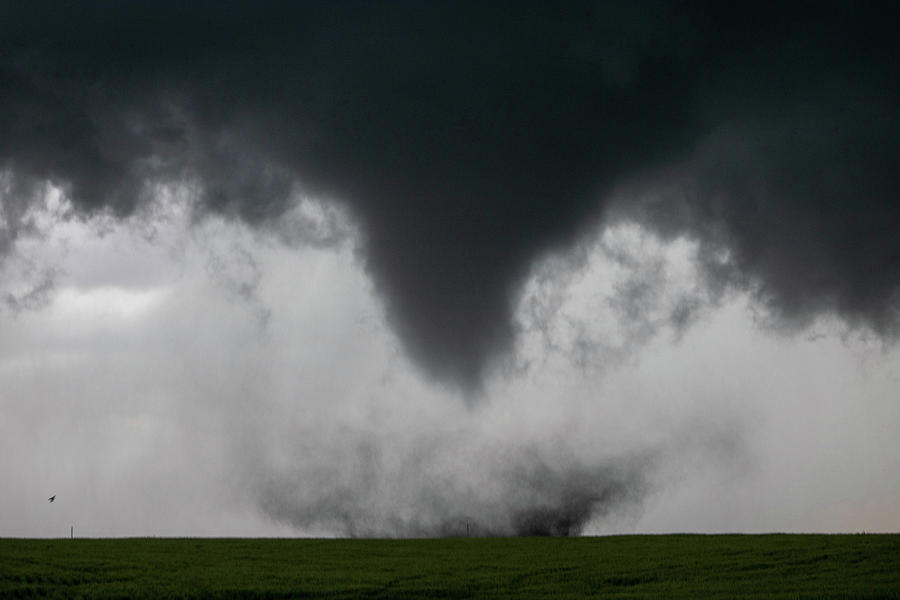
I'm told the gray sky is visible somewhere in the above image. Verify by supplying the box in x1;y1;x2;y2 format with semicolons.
1;188;897;537
1;2;898;536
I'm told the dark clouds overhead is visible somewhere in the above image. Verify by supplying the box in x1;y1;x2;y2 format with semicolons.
1;1;898;392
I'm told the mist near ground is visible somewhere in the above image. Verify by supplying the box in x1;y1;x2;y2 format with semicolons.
1;191;897;537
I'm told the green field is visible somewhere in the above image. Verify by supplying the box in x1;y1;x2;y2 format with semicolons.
1;535;898;598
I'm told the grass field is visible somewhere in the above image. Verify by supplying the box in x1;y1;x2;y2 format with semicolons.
1;534;898;598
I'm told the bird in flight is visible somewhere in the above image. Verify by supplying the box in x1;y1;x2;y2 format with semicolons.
48;495;55;503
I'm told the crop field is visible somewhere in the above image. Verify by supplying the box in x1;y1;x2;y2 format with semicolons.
1;534;899;599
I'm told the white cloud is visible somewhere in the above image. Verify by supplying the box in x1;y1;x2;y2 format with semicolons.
0;198;898;537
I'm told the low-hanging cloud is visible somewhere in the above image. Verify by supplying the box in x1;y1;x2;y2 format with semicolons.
5;190;896;538
1;1;898;393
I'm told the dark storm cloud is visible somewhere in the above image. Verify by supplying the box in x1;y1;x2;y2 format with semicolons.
614;106;900;337
1;1;898;391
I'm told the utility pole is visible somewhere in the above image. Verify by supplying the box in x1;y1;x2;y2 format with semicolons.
70;525;73;539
